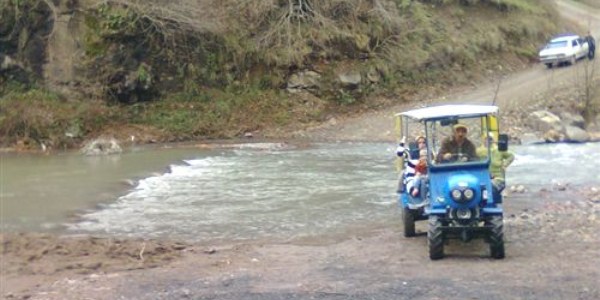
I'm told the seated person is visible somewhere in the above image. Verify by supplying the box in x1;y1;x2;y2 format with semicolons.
476;134;515;200
409;149;428;197
436;123;477;163
397;136;428;197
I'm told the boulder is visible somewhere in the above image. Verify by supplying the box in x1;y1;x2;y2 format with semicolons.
589;131;600;142
287;70;321;93
542;129;563;143
529;110;561;132
1;55;18;70
338;71;361;88
366;67;381;83
563;125;590;143
1;54;31;84
81;138;123;155
587;121;600;132
560;112;585;129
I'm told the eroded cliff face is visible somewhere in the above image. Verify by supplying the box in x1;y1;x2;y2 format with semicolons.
1;0;54;86
1;0;159;101
43;0;87;87
1;0;93;87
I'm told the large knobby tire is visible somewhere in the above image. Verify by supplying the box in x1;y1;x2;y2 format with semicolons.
402;207;416;237
487;215;505;259
428;215;444;260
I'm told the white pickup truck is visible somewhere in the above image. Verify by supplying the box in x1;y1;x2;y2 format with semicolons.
538;34;590;68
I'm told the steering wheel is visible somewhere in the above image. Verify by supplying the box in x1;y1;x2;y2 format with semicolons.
443;153;469;162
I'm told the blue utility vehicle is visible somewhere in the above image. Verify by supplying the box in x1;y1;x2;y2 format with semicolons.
395;105;507;259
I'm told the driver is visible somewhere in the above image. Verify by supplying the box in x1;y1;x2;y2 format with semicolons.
437;123;477;162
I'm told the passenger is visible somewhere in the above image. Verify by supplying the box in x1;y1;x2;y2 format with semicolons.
395;136;412;193
437;123;477;162
476;134;515;200
397;136;427;196
410;149;428;197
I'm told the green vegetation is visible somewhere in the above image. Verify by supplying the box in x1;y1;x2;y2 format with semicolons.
0;79;312;148
0;86;118;149
0;0;578;150
126;86;304;140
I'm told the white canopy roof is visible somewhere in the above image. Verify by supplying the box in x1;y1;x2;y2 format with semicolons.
396;104;498;121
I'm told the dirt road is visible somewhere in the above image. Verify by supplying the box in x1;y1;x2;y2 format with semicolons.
2;1;600;299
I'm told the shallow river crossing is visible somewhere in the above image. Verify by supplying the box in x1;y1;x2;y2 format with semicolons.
1;142;599;243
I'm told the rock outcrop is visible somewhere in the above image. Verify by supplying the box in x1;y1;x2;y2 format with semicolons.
81;137;123;155
526;109;598;144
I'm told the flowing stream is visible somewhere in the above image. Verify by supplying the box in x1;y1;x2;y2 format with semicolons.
1;142;599;243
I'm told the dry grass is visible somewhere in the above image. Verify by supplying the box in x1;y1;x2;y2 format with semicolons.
83;0;561;79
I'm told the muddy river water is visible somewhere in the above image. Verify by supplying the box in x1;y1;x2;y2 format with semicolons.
1;142;599;243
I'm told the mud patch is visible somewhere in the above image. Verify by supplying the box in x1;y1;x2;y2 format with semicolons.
1;233;187;276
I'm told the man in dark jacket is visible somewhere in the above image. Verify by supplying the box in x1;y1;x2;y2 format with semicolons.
437;124;477;163
586;34;596;59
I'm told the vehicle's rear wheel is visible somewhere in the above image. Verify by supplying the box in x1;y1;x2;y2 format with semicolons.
487;215;505;259
402;207;416;237
545;63;553;69
428;215;444;260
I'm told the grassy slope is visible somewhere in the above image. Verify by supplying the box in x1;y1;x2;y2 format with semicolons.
0;0;574;150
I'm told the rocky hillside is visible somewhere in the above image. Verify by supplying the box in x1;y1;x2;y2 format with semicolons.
0;0;577;150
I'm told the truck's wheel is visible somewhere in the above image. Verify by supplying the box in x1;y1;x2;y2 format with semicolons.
428;215;444;260
487;215;505;259
402;207;416;237
545;63;553;69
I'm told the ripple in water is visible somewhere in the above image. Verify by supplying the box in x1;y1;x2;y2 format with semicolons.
67;143;400;242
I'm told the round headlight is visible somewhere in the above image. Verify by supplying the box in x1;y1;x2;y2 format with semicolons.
463;188;474;200
451;189;462;200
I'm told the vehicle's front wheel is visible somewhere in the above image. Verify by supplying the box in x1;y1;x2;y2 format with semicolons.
487;215;505;259
570;55;577;65
402;207;416;237
428;215;444;260
545;63;553;69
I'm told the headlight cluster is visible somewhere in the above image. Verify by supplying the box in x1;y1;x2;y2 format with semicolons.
450;188;475;202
